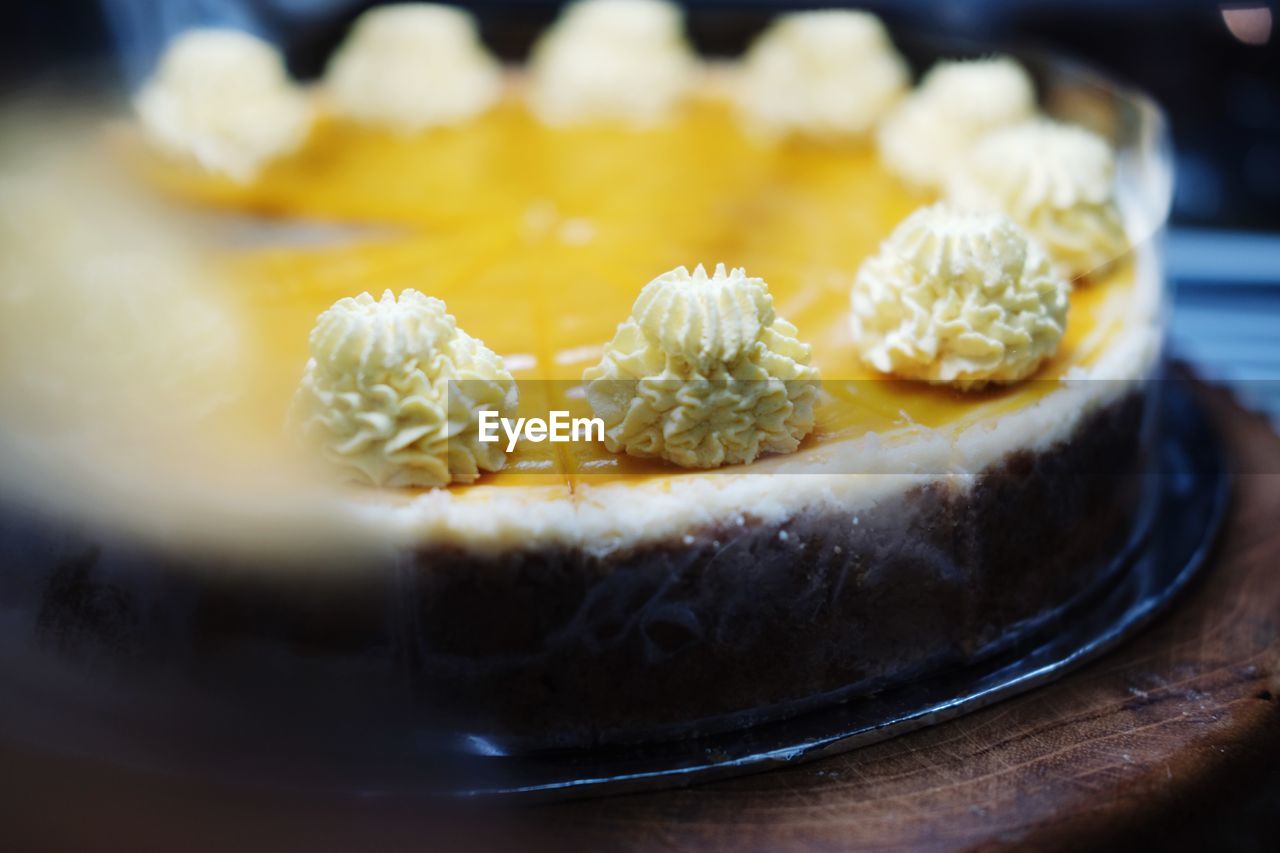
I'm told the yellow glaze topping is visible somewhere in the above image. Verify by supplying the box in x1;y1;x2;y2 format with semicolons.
134;96;1139;490
947;119;1128;280
583;264;819;468
292;289;516;487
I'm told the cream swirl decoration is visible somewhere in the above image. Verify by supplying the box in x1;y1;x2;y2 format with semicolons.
850;205;1070;389
324;3;504;132
583;264;820;469
947;119;1128;280
293;290;517;487
734;10;908;139
135;29;313;182
877;57;1036;190
527;0;697;126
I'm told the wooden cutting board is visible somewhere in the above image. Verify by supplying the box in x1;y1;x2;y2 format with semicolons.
1;380;1278;851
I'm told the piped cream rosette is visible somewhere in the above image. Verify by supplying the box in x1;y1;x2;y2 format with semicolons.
947;119;1129;280
292;290;517;488
734;9;908;140
850;204;1070;389
134;28;313;181
324;3;504;132
527;0;698;126
877;56;1036;191
584;264;820;469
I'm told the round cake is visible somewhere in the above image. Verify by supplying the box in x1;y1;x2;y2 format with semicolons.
0;1;1170;751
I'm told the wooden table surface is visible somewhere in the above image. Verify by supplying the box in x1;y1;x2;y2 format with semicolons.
2;381;1278;852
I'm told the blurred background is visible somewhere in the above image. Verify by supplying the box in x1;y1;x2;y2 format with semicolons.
4;0;1280;417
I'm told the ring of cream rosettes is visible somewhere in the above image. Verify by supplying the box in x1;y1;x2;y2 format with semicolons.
136;2;1131;481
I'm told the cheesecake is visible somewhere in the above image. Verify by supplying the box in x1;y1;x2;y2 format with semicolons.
1;2;1166;749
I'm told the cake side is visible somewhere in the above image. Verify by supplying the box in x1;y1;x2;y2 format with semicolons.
391;387;1152;744
10;383;1151;748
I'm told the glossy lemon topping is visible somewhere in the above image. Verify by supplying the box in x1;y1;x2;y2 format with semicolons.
735;10;908;139
527;0;697;125
851;204;1070;389
947;119;1128;279
135;29;313;181
136;94;1139;488
292;289;516;487
324;3;503;132
583;264;819;468
878;57;1035;190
